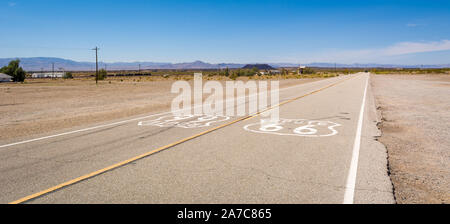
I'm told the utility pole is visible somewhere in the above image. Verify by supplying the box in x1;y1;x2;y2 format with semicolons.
52;62;55;77
138;64;141;73
92;47;99;84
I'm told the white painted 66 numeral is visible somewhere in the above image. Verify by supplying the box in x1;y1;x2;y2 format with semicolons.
293;124;318;135
246;119;341;137
259;123;283;132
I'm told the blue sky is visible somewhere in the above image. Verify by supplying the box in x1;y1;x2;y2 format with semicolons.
1;0;450;64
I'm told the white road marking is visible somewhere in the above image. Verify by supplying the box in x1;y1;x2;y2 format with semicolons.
243;118;341;137
138;114;231;128
0;111;169;149
0;76;346;149
343;74;369;204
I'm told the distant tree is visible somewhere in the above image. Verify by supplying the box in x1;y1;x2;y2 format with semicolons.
344;69;349;75
98;69;107;80
63;72;74;79
229;70;238;80
302;67;315;74
224;67;230;76
251;67;259;75
0;59;26;82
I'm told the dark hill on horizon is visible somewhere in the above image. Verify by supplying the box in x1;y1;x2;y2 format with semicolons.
242;64;275;70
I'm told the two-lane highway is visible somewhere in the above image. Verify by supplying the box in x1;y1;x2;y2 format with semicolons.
0;73;394;204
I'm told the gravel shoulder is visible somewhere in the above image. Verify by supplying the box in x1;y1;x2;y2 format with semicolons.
371;74;450;204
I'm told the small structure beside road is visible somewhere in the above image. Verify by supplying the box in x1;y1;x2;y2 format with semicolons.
259;70;281;75
0;73;12;82
32;72;65;78
298;66;306;74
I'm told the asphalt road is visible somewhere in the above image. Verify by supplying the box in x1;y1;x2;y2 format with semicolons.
0;73;395;204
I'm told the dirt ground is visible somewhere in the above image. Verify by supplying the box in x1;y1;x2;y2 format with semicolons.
0;76;322;141
372;74;450;204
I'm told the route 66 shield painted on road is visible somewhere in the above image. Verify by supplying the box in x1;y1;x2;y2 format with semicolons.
138;114;230;129
244;118;341;137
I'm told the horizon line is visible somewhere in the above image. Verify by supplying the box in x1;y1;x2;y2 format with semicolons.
1;56;449;67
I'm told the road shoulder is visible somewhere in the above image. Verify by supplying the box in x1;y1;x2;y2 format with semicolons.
353;75;395;204
372;74;450;204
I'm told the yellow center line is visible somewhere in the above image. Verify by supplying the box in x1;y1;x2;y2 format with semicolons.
9;74;361;204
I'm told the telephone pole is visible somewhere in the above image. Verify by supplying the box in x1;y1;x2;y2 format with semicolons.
92;47;100;84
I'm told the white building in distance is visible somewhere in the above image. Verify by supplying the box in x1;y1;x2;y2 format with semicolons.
32;72;65;78
259;70;281;75
0;73;12;82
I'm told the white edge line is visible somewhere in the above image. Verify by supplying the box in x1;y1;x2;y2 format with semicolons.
0;75;348;149
343;74;369;204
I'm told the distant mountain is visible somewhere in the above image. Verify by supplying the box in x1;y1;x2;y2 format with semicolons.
0;57;93;71
0;57;245;71
170;60;217;69
242;64;275;70
0;57;449;71
279;62;450;68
